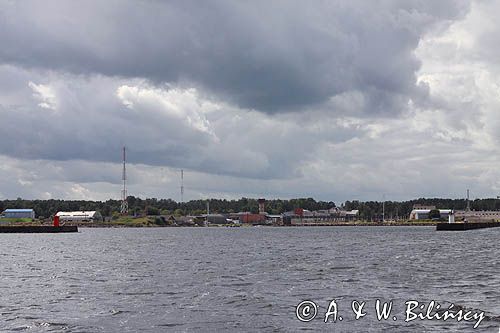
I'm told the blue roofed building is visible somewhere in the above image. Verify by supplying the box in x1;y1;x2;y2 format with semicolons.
1;209;35;219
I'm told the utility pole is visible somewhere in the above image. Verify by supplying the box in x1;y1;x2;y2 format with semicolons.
466;189;470;212
382;194;385;223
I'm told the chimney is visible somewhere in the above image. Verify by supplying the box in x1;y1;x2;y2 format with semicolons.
258;198;266;215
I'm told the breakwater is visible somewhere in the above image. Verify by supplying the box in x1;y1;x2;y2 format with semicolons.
0;226;78;233
436;222;500;231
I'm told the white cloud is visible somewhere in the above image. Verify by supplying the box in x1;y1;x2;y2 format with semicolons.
28;81;57;109
116;84;218;139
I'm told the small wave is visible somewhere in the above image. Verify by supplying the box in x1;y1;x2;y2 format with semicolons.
109;309;131;315
9;326;31;331
115;291;155;296
34;321;69;330
157;323;185;327
329;266;356;270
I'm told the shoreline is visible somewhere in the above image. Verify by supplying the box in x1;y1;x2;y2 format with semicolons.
8;219;478;228
75;222;438;228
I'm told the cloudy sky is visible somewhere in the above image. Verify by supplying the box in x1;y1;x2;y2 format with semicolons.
1;0;500;203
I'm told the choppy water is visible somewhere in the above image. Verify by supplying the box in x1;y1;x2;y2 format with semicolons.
1;226;499;332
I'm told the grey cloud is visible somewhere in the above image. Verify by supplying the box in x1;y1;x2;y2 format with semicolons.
0;0;470;114
8;1;500;203
0;67;362;180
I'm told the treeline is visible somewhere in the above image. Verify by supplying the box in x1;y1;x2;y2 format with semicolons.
3;196;500;220
0;197;335;218
343;198;500;220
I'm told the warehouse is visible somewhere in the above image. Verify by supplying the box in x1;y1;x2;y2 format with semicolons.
56;211;102;223
1;209;35;219
409;209;452;220
455;210;500;221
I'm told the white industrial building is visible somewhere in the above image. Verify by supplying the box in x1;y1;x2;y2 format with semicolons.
455;210;500;221
409;209;452;220
410;208;500;221
56;211;102;223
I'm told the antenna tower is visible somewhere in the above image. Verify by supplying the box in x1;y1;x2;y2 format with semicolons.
120;146;128;214
180;169;184;203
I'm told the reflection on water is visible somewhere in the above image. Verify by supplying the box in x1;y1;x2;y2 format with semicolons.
0;227;499;332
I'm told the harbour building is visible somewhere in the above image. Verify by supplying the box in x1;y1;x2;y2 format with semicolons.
1;209;35;219
409;209;452;220
56;211;102;223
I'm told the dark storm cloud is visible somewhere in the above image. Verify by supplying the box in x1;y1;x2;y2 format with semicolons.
0;0;470;114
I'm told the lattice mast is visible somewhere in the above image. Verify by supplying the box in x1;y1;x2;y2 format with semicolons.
180;169;184;203
120;146;128;214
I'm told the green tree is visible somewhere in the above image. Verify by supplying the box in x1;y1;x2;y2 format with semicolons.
146;207;159;216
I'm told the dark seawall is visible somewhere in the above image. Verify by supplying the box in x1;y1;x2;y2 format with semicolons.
436;222;500;231
0;226;78;233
